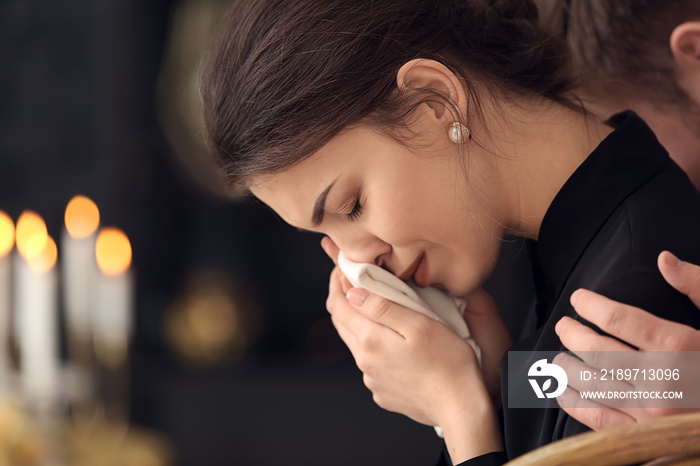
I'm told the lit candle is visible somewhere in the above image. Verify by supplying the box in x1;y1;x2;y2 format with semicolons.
0;212;15;378
14;211;48;342
93;227;133;424
15;212;58;412
93;227;133;368
61;195;100;357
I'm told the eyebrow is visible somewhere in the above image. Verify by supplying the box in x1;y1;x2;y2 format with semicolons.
312;180;336;226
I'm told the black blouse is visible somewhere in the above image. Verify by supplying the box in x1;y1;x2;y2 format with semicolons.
449;113;700;466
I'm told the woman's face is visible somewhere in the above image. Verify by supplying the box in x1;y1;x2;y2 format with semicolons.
249;123;508;297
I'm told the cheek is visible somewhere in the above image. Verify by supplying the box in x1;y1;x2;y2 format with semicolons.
447;247;500;295
365;186;432;243
445;216;505;292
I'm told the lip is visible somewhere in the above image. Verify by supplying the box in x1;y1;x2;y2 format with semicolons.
398;252;428;286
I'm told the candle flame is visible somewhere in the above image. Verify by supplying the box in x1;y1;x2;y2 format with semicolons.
95;227;132;276
0;211;14;257
65;195;100;239
16;211;48;259
27;235;57;273
25;234;48;259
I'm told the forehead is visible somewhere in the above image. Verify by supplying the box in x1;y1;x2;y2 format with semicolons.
248;164;321;228
248;127;364;226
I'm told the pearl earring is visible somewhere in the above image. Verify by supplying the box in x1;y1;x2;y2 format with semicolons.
448;122;471;144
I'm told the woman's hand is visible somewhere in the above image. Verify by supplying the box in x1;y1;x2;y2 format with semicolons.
460;287;512;409
554;251;700;430
321;238;503;462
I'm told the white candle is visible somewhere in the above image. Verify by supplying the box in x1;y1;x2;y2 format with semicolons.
93;227;133;369
15;214;58;412
61;196;100;344
0;212;14;379
13;211;47;344
92;227;133;424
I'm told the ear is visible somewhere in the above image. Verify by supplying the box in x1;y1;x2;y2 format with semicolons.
395;59;468;122
670;21;700;104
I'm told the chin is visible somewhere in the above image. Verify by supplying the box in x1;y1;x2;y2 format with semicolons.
443;275;484;298
441;282;469;298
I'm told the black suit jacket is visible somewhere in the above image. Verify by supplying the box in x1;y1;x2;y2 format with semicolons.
454;113;700;466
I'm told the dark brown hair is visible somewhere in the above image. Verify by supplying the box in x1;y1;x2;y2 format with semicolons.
199;0;574;194
544;0;700;107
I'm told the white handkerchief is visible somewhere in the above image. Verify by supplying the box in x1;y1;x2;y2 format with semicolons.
337;252;481;363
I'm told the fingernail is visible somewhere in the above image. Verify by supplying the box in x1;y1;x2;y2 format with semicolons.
347;288;369;306
663;251;680;268
321;237;330;252
570;289;580;307
555;318;563;335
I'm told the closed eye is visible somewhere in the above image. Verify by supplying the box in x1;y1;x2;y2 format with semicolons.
347;197;363;221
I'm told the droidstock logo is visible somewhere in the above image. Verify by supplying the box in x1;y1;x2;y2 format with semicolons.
528;359;568;399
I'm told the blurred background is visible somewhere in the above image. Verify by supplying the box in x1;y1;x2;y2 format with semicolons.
0;1;534;465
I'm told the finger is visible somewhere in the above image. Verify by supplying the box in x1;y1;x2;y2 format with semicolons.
553;353;634;408
330;282;402;343
568;289;676;351
326;267;344;315
328;267;359;317
320;236;340;264
658;251;700;309
555;315;634;353
328;266;354;301
461;289;511;401
339;274;352;295
462;288;512;359
462;288;499;317
326;267;358;324
331;304;403;375
339;276;352;294
329;264;353;294
321;238;353;295
557;387;636;431
330;300;396;358
331;317;377;374
330;317;358;352
346;287;434;339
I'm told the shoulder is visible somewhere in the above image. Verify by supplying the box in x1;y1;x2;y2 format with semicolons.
591;266;700;329
621;159;700;263
575;167;700;297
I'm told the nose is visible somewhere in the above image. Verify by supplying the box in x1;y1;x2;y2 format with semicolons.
329;232;391;266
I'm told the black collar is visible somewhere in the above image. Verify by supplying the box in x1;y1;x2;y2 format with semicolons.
533;112;669;316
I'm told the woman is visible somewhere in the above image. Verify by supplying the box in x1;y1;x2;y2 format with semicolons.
199;0;700;464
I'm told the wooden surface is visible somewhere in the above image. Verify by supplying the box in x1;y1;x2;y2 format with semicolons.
505;412;700;466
